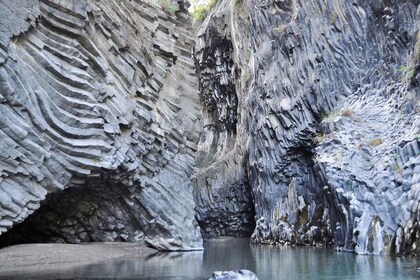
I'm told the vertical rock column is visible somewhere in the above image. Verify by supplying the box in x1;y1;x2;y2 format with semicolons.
194;1;256;239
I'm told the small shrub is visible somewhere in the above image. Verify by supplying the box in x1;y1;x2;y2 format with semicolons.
369;138;384;147
191;5;208;21
160;0;177;16
313;133;325;144
398;66;415;81
189;0;218;23
321;111;340;124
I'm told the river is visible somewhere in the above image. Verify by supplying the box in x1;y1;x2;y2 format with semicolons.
1;238;418;279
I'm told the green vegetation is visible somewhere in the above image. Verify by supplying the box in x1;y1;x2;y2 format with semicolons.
398;66;415;81
160;0;177;16
189;0;218;23
369;138;384;147
313;133;325;144
320;108;353;124
91;157;101;164
395;164;403;174
320;111;340;124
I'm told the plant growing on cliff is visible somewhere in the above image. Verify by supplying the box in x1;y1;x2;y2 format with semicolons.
320;108;353;124
189;0;218;23
313;133;325;144
399;66;415;81
160;0;177;15
369;138;384;147
320;111;340;124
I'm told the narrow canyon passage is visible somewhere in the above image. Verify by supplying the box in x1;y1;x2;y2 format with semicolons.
0;0;419;270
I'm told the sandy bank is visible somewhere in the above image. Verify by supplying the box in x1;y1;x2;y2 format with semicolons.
0;242;154;277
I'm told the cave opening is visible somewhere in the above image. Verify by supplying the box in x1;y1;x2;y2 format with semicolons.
0;179;146;248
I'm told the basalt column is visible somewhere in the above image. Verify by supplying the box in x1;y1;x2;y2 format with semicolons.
0;0;203;251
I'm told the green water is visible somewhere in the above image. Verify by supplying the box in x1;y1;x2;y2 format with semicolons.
1;239;419;279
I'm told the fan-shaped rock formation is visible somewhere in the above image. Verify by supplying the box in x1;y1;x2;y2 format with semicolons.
0;0;202;251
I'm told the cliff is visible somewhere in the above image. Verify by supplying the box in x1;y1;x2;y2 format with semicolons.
0;0;419;256
195;0;420;255
0;0;202;250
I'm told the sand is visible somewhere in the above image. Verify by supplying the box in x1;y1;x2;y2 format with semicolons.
0;242;154;277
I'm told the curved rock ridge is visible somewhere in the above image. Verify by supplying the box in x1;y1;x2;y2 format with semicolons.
0;0;203;250
194;0;419;255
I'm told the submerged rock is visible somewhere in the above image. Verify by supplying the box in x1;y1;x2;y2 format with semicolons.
209;270;259;280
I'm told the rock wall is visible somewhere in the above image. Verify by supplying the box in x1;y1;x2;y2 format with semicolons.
0;0;203;250
0;0;419;256
193;0;256;239
194;0;420;255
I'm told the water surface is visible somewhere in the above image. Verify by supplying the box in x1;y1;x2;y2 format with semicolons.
1;238;419;280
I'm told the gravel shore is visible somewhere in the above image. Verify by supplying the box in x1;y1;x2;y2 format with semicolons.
0;242;154;278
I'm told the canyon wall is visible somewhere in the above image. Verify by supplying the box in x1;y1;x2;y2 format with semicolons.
0;0;419;256
195;0;419;255
0;0;202;250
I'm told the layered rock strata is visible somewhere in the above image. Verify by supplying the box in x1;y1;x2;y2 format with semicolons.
0;0;202;250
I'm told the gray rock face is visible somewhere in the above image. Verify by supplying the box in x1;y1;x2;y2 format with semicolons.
315;86;420;255
194;0;420;255
0;0;419;257
0;0;202;250
194;1;255;239
209;270;258;280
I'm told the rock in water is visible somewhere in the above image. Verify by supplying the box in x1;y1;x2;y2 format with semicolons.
209;270;259;280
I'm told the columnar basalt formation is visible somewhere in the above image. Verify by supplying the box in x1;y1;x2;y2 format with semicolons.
193;1;256;238
0;0;419;256
0;0;203;250
194;0;419;255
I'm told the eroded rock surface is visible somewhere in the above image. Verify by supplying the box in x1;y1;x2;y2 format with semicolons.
0;0;202;250
209;269;259;280
194;1;255;239
0;0;419;257
194;0;420;255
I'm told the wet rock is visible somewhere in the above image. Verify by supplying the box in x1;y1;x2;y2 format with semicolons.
209;269;259;280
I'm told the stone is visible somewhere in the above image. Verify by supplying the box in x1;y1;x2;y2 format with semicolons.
194;0;420;256
209;270;259;280
0;0;203;251
0;0;419;258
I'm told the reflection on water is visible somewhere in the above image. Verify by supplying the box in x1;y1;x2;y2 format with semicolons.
1;238;418;280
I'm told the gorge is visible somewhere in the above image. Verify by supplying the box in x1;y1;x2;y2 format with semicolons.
0;0;419;275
